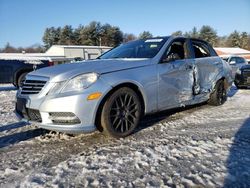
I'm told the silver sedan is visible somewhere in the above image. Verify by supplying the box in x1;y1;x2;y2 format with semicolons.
15;36;233;138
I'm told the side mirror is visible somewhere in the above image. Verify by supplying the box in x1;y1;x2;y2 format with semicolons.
229;60;236;65
162;53;180;63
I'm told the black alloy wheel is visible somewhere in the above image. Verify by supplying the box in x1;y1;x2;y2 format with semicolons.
101;87;141;138
216;81;227;105
208;80;227;106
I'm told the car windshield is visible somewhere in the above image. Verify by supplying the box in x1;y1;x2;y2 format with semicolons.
99;38;168;59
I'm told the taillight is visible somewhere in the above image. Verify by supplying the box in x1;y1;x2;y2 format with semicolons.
48;61;54;66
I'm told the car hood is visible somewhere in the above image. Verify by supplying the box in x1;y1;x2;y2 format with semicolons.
28;58;151;82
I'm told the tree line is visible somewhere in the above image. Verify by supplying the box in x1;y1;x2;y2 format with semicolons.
41;22;154;49
0;43;45;53
1;21;250;53
171;25;250;50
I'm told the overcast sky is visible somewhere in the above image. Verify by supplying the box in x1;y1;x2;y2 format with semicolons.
0;0;249;48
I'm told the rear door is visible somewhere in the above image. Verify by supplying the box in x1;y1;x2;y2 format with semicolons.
190;39;222;93
157;38;195;110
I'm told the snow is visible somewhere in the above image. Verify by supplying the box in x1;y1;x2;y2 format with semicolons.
0;84;250;187
0;55;50;62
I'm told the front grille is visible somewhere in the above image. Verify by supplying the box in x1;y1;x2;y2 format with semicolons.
242;69;250;78
21;80;47;95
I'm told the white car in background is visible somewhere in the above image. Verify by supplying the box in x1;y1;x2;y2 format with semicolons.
223;56;248;77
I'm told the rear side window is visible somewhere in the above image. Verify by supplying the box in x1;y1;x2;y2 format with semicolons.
191;41;211;58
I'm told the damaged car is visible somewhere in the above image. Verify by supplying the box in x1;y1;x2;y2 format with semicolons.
234;64;250;89
15;36;233;138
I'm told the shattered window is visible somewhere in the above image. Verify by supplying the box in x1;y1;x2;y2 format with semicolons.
192;41;211;58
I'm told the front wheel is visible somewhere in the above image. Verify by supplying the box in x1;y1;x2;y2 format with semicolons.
17;72;27;88
208;80;227;106
101;87;142;138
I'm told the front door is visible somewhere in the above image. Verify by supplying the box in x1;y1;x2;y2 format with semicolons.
157;39;195;110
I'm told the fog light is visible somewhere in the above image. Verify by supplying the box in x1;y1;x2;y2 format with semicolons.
49;112;81;124
87;92;102;100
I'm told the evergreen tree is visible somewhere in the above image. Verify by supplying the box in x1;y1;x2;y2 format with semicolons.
138;31;153;39
42;27;61;49
226;30;241;47
101;24;123;46
171;31;183;36
199;25;218;46
59;25;74;45
190;27;199;38
79;21;102;46
240;32;248;49
73;25;84;45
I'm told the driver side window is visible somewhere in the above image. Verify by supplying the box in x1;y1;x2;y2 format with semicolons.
162;39;186;62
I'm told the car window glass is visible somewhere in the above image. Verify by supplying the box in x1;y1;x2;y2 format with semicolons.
192;41;211;58
231;57;244;64
237;57;245;64
162;40;186;62
230;57;236;62
235;57;241;64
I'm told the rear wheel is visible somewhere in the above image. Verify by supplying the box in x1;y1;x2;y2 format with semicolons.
208;80;227;106
101;87;142;138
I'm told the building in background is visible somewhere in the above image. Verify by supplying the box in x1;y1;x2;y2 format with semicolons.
214;47;250;62
0;45;112;64
46;45;112;60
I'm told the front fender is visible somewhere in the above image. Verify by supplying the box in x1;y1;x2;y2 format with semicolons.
100;65;158;114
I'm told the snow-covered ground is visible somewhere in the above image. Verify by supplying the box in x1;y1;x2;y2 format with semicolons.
0;84;249;187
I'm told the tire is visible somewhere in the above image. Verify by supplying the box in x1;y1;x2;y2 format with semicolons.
235;84;242;89
101;87;142;138
17;72;27;88
208;80;227;106
235;83;245;89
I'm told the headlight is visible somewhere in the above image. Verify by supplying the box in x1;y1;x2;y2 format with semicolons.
61;73;99;93
47;73;99;95
47;81;66;95
236;69;241;75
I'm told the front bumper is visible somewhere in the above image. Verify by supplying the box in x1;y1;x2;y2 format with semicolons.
15;80;112;134
235;71;250;87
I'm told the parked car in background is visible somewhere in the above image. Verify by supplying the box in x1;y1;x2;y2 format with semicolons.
0;57;54;87
222;56;248;77
234;64;250;89
15;36;233;138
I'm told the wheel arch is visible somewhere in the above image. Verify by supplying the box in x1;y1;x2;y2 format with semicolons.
95;82;146;132
13;68;33;86
215;76;231;90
